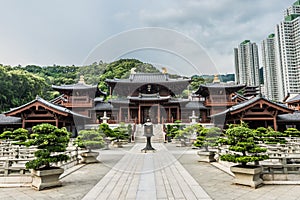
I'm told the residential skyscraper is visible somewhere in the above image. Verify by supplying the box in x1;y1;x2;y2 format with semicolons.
234;40;260;87
261;34;279;101
275;0;300;100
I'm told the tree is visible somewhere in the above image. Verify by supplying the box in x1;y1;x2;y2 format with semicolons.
24;124;70;170
284;128;300;137
0;128;29;143
113;122;129;142
194;126;221;151
254;127;286;144
75;129;105;150
218;123;269;166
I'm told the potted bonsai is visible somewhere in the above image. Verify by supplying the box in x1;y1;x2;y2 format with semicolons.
218;122;269;188
174;123;197;147
112;123;129;148
75;129;105;163
166;120;184;144
24;123;70;190
194;126;221;162
98;123;115;150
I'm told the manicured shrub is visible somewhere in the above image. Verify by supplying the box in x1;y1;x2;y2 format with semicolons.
24;124;70;170
218;123;269;166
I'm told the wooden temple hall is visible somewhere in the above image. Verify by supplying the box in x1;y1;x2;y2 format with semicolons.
105;73;193;124
1;71;300;132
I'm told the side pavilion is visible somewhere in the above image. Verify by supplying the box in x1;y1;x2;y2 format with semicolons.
210;96;294;130
4;96;89;135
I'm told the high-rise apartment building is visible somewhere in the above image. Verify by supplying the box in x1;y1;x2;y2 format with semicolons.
261;34;279;101
234;40;260;87
275;0;300;100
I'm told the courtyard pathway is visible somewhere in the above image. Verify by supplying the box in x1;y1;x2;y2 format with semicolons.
82;143;211;200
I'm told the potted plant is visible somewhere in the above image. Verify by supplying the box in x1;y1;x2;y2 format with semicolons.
173;124;197;147
112;123;129;148
218;122;269;188
166;121;184;144
254;127;287;145
24;123;70;190
75;129;105;163
98;123;115;150
194;126;221;162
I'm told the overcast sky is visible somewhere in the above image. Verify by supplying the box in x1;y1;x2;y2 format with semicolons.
0;0;296;75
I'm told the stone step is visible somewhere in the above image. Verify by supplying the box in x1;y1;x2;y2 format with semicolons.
134;124;165;143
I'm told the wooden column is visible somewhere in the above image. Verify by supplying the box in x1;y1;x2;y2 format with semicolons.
128;107;130;123
138;105;141;124
273;110;278;131
168;107;171;123
177;107;180;121
22;119;25;129
158;104;160;124
119;108;122;123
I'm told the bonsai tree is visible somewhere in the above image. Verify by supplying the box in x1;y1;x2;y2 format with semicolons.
284;127;300;137
98;123;114;138
0;128;29;143
75;129;105;151
127;124;133;142
254;127;286;145
194;126;221;151
218;122;269;167
166;121;184;139
25;123;70;170
113;122;129;143
173;124;197;140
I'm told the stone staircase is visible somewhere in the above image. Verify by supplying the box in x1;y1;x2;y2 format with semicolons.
134;124;165;143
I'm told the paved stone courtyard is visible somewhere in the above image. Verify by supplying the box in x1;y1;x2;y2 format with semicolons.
1;143;300;200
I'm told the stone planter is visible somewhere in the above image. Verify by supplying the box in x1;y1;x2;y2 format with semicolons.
197;151;216;162
80;151;99;163
31;167;64;190
230;165;263;188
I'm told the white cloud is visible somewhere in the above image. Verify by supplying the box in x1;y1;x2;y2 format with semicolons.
0;0;296;74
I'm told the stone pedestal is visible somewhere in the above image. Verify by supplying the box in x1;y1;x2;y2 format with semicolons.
197;151;216;162
230;165;263;188
80;151;100;163
31;168;64;190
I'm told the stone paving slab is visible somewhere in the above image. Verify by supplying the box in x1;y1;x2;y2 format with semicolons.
82;143;211;200
2;143;300;199
0;146;129;200
169;144;300;200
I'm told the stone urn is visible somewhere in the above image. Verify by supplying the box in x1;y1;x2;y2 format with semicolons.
230;165;263;188
197;151;216;162
80;151;100;164
31;167;64;190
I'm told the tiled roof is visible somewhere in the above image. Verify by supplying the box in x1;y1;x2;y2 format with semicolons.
108;99;130;104
277;112;300;122
286;94;300;103
195;83;245;96
49;94;67;103
128;93;171;101
6;96;89;119
94;97;104;102
231;92;247;101
94;102;113;111
211;96;291;117
184;101;207;109
106;73;190;83
52;83;98;90
0;114;21;124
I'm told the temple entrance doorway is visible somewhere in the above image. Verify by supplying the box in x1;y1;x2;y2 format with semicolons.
141;105;158;124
